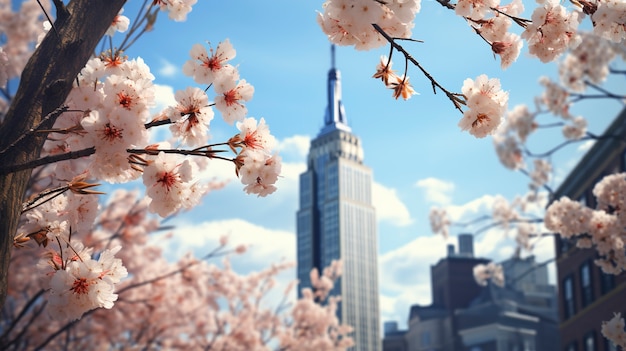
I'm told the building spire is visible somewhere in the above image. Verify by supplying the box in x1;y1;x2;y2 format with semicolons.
320;45;350;135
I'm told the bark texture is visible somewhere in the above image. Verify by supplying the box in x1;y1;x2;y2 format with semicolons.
0;0;126;307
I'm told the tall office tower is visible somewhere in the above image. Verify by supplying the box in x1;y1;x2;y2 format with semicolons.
296;46;381;351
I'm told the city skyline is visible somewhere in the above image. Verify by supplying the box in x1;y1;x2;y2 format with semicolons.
126;1;626;331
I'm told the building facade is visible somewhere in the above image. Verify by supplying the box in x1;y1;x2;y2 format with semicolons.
384;235;560;351
551;107;626;351
297;46;381;351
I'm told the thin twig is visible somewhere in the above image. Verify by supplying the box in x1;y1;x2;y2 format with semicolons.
0;289;45;345
372;24;466;113
0;105;69;156
36;0;58;37
21;185;69;214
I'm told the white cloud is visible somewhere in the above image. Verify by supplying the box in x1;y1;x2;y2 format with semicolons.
473;227;510;259
415;177;455;205
445;194;498;222
276;135;310;162
152;83;177;113
378;235;449;328
372;182;413;227
162;218;296;265
158;58;179;78
577;139;595;153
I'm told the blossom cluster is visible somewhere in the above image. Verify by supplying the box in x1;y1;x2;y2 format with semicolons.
40;244;128;321
522;0;582;63
279;260;354;350
559;32;617;93
0;0;50;88
153;0;198;22
602;313;626;349
473;261;504;287
372;55;418;101
545;173;626;275
588;0;626;43
429;207;451;240
317;0;421;50
457;0;525;69
8;189;352;349
458;74;509;138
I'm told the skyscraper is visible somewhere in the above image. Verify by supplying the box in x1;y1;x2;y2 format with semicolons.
296;46;381;351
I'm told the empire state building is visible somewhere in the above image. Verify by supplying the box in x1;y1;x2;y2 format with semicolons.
296;46;381;351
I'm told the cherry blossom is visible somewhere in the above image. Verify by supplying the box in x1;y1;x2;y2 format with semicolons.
372;55;399;86
153;0;198;22
239;151;282;197
317;0;420;50
504;104;537;143
529;158;551;189
106;9;130;36
558;32;616;92
493;133;524;170
562;115;587;140
455;0;500;21
214;70;255;125
521;0;582;63
473;261;504;287
429;207;451;239
166;86;214;147
0;47;8;88
601;313;626;348
141;147;200;217
491;32;523;69
546;173;626;274
182;39;237;85
235;117;277;152
46;246;127;321
538;76;571;117
591;0;626;43
389;74;418;100
458;74;508;138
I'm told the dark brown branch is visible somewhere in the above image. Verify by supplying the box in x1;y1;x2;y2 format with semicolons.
0;147;95;175
435;0;455;10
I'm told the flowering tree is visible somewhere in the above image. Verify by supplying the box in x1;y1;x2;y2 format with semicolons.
2;0;626;348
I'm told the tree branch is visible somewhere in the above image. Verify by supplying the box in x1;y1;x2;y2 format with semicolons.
0;147;95;175
372;23;466;113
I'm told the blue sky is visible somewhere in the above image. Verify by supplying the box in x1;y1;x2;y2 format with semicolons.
116;0;624;329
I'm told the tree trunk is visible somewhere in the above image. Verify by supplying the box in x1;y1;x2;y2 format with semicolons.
0;0;126;308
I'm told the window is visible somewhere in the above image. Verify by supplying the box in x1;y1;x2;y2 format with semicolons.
580;261;594;307
559;236;572;254
563;275;576;319
421;331;431;347
600;267;615;294
583;331;595;351
605;337;618;351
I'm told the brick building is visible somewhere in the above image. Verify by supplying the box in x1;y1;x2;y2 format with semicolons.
551;107;626;351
